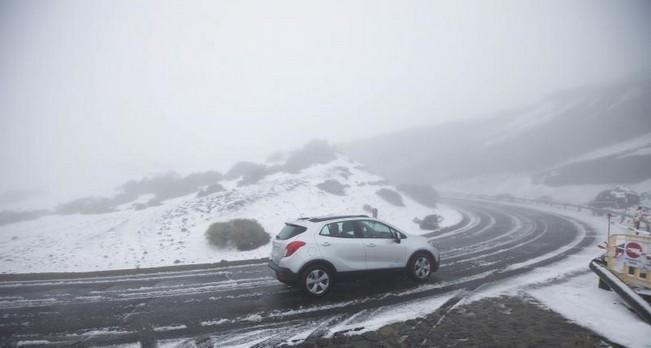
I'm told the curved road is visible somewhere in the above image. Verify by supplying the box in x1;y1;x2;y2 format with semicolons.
0;199;594;347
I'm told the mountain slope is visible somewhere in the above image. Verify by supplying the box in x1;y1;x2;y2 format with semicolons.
345;78;651;188
0;157;460;273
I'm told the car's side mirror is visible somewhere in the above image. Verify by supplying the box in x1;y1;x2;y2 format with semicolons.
394;235;401;244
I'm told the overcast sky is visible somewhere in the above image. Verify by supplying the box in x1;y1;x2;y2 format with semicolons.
1;0;650;205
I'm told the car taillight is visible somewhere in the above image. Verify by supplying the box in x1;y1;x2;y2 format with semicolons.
284;241;305;257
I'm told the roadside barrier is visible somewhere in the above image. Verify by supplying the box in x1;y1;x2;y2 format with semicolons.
590;258;651;324
606;233;651;289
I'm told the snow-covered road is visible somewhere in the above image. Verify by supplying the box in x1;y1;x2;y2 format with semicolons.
0;199;594;347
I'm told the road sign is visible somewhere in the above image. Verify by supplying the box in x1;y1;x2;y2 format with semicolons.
625;242;642;259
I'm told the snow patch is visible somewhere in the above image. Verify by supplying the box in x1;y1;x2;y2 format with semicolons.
0;157;459;273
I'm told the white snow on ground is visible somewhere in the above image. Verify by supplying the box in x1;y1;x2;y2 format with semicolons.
440;175;651;205
530;273;651;348
0;157;459;273
461;200;651;348
16;341;51;347
285;293;457;343
276;201;650;347
308;200;651;347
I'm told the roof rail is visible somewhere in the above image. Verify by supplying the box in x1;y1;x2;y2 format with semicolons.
308;215;369;223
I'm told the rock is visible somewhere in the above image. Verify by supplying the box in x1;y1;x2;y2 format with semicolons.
361;331;379;342
378;326;397;337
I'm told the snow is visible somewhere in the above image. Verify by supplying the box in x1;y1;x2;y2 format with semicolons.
115;194;155;210
557;132;651;167
0;157;459;273
440;174;651;205
461;200;651;348
153;324;187;332
529;273;651;348
622;146;651;158
322;293;455;336
440;132;651;205
16;341;50;347
485;96;593;146
81;328;131;336
200;319;230;327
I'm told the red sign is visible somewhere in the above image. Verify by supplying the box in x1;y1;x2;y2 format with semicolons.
625;242;643;259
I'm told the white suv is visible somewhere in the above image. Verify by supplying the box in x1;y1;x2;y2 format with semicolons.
269;215;440;297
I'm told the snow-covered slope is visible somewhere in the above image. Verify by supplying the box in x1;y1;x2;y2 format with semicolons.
346;78;651;201
556;132;651;167
0;157;460;273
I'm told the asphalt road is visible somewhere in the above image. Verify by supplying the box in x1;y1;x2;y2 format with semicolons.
0;199;594;347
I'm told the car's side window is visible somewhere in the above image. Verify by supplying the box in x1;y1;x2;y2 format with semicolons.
319;224;331;236
320;221;358;238
392;228;406;239
357;220;394;239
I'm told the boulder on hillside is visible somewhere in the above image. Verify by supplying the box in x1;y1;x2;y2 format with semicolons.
589;186;640;209
376;188;405;207
317;180;347;196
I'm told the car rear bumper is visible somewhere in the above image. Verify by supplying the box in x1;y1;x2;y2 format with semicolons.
268;260;299;284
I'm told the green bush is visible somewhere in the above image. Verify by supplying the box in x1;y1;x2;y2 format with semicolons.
205;219;270;251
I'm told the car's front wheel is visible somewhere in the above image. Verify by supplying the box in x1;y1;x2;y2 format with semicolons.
300;264;334;297
408;252;434;281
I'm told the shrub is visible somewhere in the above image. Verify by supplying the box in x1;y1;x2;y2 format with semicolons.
398;184;439;208
376;188;405;207
317;180;347;196
589;186;640;209
197;183;226;197
55;196;116;215
416;214;442;230
132;203;147;211
183;171;223;187
283;140;338;173
118;171;223;204
225;162;267;180
205;219;270;251
0;210;50;226
223;162;269;186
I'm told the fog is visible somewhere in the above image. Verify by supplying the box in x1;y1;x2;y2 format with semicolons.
1;0;650;206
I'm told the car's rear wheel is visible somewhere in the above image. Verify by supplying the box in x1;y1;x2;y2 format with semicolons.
408;252;433;281
300;264;334;297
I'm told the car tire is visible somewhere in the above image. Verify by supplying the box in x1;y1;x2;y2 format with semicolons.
300;264;334;297
408;252;434;282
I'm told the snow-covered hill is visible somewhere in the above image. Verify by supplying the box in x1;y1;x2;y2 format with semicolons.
0;157;460;273
346;78;651;202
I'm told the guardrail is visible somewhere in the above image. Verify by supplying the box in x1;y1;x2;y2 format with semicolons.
590;258;651;324
606;233;651;289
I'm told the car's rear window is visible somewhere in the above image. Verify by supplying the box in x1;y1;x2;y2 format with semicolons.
276;224;307;240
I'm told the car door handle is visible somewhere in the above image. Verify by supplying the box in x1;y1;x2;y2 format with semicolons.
367;243;376;247
320;242;331;247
